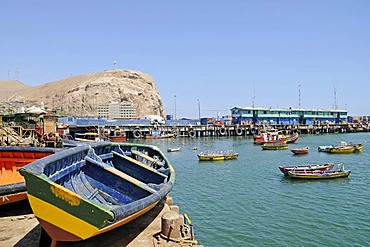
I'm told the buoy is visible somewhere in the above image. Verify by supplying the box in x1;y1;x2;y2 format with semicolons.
219;127;226;136
235;127;243;136
133;129;141;138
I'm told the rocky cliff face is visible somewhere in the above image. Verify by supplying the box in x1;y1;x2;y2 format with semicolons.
8;70;165;118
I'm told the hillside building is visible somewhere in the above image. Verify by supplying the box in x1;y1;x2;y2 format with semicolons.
97;101;137;119
231;107;348;125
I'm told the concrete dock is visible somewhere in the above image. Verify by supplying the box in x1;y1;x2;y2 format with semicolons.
0;197;201;247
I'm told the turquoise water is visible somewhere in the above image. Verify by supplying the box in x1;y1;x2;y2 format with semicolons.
134;133;370;246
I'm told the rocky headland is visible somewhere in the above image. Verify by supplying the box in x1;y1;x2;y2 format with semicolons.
0;70;165;118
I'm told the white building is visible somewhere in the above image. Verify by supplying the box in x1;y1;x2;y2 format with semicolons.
97;101;137;119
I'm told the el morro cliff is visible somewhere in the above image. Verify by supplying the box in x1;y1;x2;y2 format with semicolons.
0;70;165;118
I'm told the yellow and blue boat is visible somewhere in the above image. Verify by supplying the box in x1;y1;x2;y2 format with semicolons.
20;142;174;245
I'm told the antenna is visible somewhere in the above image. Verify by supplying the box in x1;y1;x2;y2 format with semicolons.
252;82;255;107
298;82;301;107
334;86;336;109
15;70;19;81
333;84;338;110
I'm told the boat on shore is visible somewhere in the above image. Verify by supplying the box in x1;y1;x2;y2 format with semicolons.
19;142;175;245
278;163;335;176
0;146;57;205
286;164;350;179
198;150;239;161
318;141;364;153
290;146;309;155
261;142;288;150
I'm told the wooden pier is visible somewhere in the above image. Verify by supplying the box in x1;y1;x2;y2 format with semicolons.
72;123;370;139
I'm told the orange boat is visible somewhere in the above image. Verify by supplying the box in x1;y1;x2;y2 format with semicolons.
290;146;309;155
0;146;57;205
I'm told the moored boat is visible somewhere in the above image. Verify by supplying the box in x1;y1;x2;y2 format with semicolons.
0;146;57;205
278;163;335;176
261;142;288;150
167;147;181;152
286;164;350;179
278;132;299;144
290;146;309;155
144;130;175;139
253;129;279;144
318;141;364;153
198;150;239;161
19;142;174;245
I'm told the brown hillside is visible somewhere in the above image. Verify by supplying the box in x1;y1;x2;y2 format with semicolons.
0;80;31;101
1;70;165;117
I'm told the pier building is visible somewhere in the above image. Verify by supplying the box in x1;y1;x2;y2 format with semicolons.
231;107;348;125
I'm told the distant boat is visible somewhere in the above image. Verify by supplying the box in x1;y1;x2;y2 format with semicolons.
74;132;106;142
167;147;181;152
198;150;239;161
0;146;57;205
286;164;350;179
318;141;364;153
261;142;288;150
19;142;174;245
109;128;126;142
278;163;335;176
144;130;175;139
278;132;299;144
290;146;309;155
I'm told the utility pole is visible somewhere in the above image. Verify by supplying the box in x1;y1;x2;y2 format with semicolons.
197;99;201;119
174;95;177;120
298;82;301;107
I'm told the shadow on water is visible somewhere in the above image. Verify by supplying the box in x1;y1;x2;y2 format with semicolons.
279;175;351;184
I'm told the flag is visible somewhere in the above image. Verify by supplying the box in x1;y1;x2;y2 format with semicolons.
113;60;117;65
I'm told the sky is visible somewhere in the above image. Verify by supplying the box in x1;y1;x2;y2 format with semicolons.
1;1;370;118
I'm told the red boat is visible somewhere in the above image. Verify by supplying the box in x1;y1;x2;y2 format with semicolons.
290;146;309;155
278;163;335;175
0;146;57;205
109;129;126;142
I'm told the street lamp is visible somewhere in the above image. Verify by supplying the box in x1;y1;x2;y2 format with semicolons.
197;99;201;119
174;95;177;120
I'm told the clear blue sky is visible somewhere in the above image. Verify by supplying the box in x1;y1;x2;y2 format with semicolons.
1;1;370;118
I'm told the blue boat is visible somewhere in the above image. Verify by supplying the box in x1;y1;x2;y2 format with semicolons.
19;142;175;245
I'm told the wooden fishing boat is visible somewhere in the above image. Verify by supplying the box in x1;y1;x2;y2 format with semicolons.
261;142;288;150
287;164;351;179
198;150;239;161
74;132;107;142
0;146;57;205
109;135;127;142
318;141;364;153
108;128;126;142
278;163;335;176
19;142;174;245
278;132;299;144
144;130;175;139
290;146;309;155
253;129;279;144
167;147;181;152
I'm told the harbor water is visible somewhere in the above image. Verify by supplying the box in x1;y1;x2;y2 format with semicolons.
132;132;370;246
